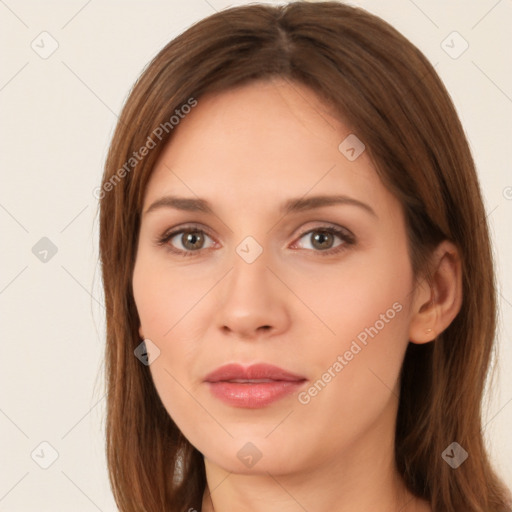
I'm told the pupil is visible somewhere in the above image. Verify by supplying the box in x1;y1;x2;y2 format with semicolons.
184;231;203;250
313;231;332;250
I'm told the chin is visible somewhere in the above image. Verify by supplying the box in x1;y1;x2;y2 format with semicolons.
200;434;312;477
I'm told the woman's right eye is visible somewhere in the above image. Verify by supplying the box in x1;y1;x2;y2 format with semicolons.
158;228;216;256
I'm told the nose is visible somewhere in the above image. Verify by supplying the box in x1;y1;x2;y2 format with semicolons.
215;252;291;340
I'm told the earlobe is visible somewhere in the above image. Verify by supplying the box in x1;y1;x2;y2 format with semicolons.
139;326;145;339
408;240;462;344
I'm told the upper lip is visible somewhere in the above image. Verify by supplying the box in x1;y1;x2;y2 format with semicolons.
204;363;306;383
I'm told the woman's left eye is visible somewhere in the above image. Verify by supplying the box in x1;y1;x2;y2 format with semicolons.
292;227;355;255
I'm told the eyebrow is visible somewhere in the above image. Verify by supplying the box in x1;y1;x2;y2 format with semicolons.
144;194;377;218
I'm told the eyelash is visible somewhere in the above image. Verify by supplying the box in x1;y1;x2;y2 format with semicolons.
155;224;356;258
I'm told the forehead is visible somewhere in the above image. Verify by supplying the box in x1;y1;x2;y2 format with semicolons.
143;79;394;217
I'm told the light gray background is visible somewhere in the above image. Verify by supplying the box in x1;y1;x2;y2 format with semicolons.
1;0;511;510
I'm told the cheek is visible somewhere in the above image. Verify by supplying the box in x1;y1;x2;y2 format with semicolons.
132;252;215;435
293;245;413;442
132;249;213;339
293;236;412;356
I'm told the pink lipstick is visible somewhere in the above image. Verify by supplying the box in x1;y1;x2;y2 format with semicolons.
204;363;307;408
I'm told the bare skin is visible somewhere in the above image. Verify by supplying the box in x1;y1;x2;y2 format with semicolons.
132;78;461;512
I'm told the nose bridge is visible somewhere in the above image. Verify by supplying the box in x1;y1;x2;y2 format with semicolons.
214;239;290;337
224;240;274;310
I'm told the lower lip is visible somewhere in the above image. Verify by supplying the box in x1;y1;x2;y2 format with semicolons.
207;381;306;408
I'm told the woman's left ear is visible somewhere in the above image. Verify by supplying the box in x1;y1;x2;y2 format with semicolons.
408;240;463;344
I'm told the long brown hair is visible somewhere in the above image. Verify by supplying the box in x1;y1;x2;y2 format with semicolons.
99;2;510;511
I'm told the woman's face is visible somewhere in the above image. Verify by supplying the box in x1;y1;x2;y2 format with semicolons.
132;79;417;476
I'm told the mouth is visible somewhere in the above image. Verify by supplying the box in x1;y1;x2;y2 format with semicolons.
204;363;307;408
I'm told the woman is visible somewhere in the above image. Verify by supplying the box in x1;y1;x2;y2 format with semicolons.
98;2;511;511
